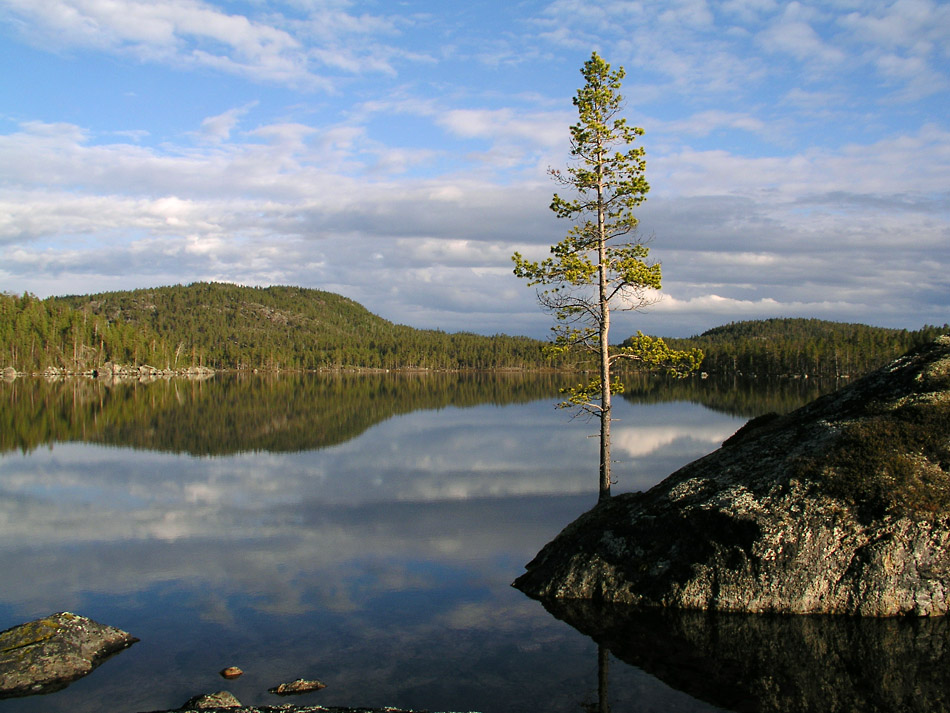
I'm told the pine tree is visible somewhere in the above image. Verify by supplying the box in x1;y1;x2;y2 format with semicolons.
512;52;701;501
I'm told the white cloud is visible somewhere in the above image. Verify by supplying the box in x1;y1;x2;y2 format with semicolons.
757;4;845;67
659;110;769;138
839;0;950;54
0;106;947;337
0;0;413;88
198;102;257;142
0;1;947;336
612;423;736;458
437;108;569;148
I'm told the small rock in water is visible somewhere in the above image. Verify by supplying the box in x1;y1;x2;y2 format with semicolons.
180;690;242;709
267;677;327;695
219;666;243;679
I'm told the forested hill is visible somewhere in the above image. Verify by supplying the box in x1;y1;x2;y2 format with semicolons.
3;284;946;376
654;318;948;377
2;283;552;372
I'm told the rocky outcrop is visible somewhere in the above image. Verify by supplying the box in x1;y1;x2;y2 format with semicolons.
514;336;950;615
0;612;138;698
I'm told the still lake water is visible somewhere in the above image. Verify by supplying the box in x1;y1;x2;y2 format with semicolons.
2;373;947;713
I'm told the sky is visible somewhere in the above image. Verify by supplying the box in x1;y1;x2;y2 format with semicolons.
0;0;947;339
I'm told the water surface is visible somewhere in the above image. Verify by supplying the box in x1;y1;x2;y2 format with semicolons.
4;373;913;713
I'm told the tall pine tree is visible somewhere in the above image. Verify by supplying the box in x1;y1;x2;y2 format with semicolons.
513;52;701;501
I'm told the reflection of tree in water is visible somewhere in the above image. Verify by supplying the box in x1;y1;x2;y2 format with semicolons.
0;371;841;456
0;372;567;455
547;599;950;713
619;372;840;418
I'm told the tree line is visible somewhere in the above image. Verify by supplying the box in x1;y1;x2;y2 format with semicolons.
1;285;944;377
1;283;558;373
651;318;949;378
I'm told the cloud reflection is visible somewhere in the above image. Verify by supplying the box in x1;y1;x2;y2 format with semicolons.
0;391;747;713
0;398;743;615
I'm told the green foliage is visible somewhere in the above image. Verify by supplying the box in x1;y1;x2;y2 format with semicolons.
622;332;703;376
0;290;172;372
644;318;949;378
511;53;659;363
511;55;700;384
511;52;700;500
806;403;950;520
1;283;556;373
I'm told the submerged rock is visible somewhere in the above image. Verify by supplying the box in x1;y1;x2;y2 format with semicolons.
0;611;138;698
514;336;950;616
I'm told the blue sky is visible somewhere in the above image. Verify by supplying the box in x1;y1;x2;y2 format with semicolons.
0;0;947;338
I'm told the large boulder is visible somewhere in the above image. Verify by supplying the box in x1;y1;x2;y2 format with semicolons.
514;336;950;615
0;612;138;698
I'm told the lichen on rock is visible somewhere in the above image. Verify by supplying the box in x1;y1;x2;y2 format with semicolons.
514;336;950;616
0;611;138;698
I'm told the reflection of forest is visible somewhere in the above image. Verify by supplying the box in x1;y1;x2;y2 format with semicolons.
0;372;571;455
0;372;836;455
619;372;839;417
547;599;950;713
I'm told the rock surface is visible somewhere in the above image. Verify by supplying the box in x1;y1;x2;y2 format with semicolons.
268;678;326;695
514;336;950;615
181;690;243;709
0;612;138;698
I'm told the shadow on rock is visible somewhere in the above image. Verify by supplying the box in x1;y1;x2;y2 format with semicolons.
542;598;950;713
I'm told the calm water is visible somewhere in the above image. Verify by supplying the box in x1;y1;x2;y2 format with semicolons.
2;373;946;713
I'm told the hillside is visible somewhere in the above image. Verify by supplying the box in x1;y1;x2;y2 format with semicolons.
2;283;551;373
648;318;948;378
2;285;945;376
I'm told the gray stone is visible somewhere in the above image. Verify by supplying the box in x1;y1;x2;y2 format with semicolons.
0;611;138;698
181;691;243;709
268;678;326;695
514;336;950;615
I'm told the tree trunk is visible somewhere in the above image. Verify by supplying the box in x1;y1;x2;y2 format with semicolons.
597;143;612;502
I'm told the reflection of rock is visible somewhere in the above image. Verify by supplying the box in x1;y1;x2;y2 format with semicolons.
544;598;950;713
0;611;138;699
268;678;326;695
515;337;950;615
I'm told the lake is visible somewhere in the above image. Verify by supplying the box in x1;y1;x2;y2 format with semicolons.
3;373;946;713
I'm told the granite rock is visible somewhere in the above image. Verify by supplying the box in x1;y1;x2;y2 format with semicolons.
514;336;950;615
0;612;138;698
